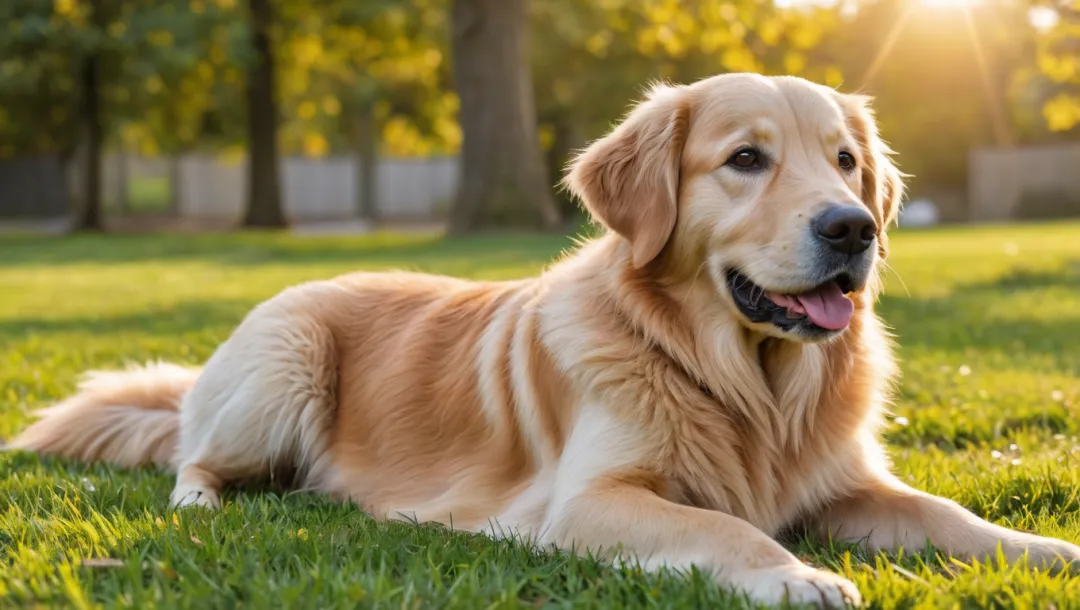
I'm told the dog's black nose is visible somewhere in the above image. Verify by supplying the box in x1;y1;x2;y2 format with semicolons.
814;205;877;255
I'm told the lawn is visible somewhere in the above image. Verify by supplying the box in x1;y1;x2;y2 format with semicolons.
3;222;1080;608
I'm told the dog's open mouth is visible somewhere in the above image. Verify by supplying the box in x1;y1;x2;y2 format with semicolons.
725;269;856;333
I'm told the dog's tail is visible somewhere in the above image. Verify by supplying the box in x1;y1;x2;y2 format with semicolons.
9;362;200;470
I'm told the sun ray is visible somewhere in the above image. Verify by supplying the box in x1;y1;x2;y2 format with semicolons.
857;2;917;90
963;4;1014;145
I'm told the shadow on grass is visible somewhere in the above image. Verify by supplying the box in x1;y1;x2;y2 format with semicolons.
0;231;581;269
879;261;1080;371
0;300;254;340
4;249;1079;367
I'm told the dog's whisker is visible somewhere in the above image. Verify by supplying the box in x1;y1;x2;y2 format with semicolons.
882;260;911;297
680;260;711;305
750;285;765;307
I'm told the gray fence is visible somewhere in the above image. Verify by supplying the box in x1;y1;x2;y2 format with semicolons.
969;143;1080;222
0;156;72;219
9;145;1080;226
1;153;459;224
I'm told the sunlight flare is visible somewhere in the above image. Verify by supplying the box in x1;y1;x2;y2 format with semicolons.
918;0;981;8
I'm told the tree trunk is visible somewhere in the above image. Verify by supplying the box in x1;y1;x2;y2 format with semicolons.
449;0;561;233
76;0;105;231
354;102;379;221
242;0;285;228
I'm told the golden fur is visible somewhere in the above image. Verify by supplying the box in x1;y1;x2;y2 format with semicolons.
12;73;1080;607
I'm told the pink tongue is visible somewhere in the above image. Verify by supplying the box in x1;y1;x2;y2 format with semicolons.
794;283;854;330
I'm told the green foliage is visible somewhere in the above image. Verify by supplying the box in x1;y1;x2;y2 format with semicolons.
4;222;1080;606
275;0;456;158
0;0;1073;201
530;1;844;150
0;0;94;156
1029;1;1080;133
0;0;242;157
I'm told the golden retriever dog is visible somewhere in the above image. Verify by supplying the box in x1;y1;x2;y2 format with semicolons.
13;73;1080;607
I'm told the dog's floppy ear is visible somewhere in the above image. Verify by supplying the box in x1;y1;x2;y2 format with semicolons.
838;93;906;259
563;84;690;269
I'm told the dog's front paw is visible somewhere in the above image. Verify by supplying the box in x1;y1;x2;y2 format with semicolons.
1013;535;1080;573
729;564;861;608
170;482;222;510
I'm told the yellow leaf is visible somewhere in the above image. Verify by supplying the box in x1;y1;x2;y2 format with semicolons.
442;92;460;115
146;75;163;94
293;36;323;67
676;11;696;35
322;96;341;117
382;117;431;156
1038;51;1078;83
784;52;806;75
538;124;554;151
434;116;461;153
148;30;175;47
54;0;76;16
586;30;612;57
120;123;142;145
636;28;659;55
729;22;746;41
645;2;676;25
191;0;205;14
824;66;844;88
108;22;126;37
759;18;782;47
219;145;245;164
297;101;317;120
423;48;442;69
210;44;227;65
790;24;822;50
701;29;730;53
721;47;760;73
1043;94;1080;132
303;133;328;157
657;26;685;57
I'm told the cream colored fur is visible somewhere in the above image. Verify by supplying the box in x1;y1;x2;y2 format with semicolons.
12;73;1080;608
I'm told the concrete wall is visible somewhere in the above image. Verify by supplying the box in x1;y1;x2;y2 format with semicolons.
969;144;1080;222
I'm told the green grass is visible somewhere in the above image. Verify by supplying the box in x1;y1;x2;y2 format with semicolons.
3;222;1080;608
104;176;174;215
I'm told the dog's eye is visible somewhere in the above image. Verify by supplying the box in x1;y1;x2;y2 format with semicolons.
838;151;856;171
726;148;765;171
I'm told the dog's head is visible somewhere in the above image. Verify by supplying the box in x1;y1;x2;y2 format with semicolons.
565;73;905;343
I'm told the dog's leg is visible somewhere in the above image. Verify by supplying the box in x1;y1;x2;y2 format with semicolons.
543;477;861;608
169;294;338;510
171;464;224;509
812;473;1080;569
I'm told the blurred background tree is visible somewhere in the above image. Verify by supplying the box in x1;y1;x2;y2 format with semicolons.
450;0;561;232
1025;1;1080;133
0;0;1076;229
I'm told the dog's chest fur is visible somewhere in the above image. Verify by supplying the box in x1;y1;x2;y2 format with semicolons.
540;269;891;537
